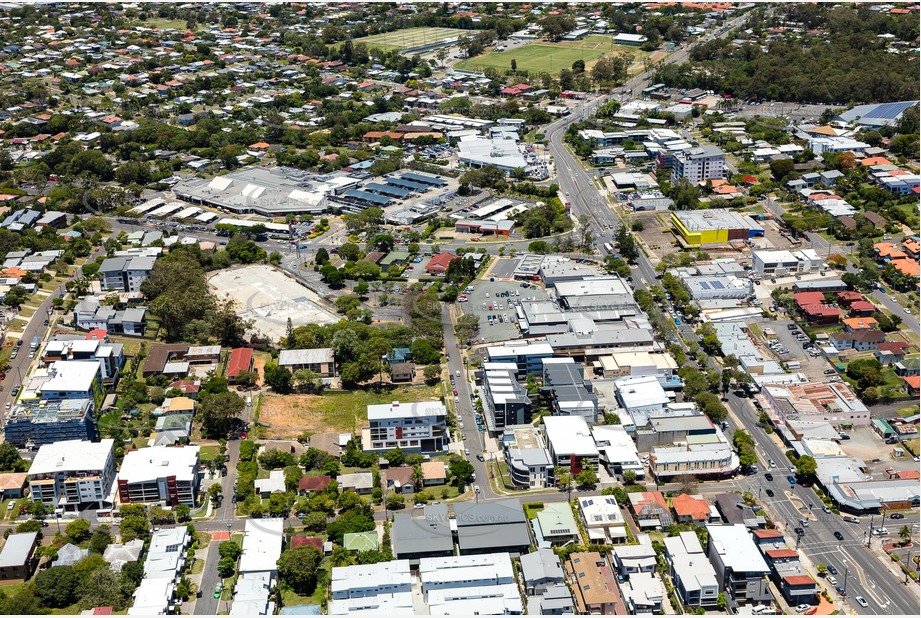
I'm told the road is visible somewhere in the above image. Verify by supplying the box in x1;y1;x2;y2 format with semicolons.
1;247;105;429
538;13;919;609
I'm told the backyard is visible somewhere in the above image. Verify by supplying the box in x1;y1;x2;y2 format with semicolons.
260;384;443;437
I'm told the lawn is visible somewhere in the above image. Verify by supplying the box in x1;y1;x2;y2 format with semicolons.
131;17;193;31
897;405;918;417
523;503;545;520
260;385;442;437
457;37;649;76
200;445;223;461
348;27;468;53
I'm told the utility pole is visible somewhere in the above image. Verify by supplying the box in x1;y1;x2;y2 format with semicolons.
868;514;875;547
843;565;849;595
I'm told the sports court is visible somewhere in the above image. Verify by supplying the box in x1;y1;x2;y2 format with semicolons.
208;265;338;342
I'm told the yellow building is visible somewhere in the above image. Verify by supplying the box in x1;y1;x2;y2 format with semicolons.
671;210;764;246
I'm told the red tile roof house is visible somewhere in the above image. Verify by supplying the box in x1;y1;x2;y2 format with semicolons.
671;493;712;524
291;536;325;552
298;475;332;495
829;329;885;352
225;347;254;383
875;341;910;365
847;300;876;316
793;292;843;324
425;252;459;276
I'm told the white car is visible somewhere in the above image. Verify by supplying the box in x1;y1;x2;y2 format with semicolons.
855;596;869;608
795;604;812;613
464;448;470;456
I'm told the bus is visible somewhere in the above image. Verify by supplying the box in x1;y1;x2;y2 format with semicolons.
603;242;616;255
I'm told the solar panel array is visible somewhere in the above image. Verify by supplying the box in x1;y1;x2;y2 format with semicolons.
870;101;915;120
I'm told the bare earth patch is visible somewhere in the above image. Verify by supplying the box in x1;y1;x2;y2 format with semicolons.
259;385;442;438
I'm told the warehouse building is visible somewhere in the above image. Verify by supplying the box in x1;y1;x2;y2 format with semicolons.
671;209;764;246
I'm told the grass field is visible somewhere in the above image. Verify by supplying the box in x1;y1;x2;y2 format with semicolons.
350;27;468;53
457;36;650;75
260;385;442;437
131;18;192;31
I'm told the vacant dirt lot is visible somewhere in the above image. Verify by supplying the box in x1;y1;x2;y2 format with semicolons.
260;385;442;438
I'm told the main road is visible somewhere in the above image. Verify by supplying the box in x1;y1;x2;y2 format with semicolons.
539;14;919;612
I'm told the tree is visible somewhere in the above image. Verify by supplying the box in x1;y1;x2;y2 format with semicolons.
899;525;912;544
120;515;151;542
199;391;244;438
541;14;576;40
0;442;26;472
575;464;598;488
769;158;795;180
795;455;817;478
386;492;405;510
423;364;442;385
623;470;637;485
277;545;324;594
448;458;474;488
263;362;293;393
259;448;296;469
384;448;405;467
175;504;191;522
89;526;112;554
35;566;78;608
66;518;91;543
510;58;517;71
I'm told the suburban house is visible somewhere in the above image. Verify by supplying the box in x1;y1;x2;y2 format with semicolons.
628;491;673;529
226;347;255;382
566;551;624;615
278;348;336;377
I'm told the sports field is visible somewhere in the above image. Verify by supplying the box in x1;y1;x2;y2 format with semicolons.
351;27;468;52
457;35;651;76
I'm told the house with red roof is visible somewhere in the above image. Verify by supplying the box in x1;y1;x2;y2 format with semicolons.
298;475;332;495
874;341;910;365
628;491;672;528
848;301;876;316
85;329;109;342
671;494;713;524
902;375;921;397
794;292;843;324
424;252;459;276
843;317;878;332
291;535;325;553
225;347;254;383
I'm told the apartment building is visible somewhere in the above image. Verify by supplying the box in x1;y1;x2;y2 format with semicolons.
99;255;156;293
421;553;522;615
232;518;285;615
330;560;414;615
660;146;725;182
485;341;554;376
128;527;191;615
21;360;105;411
664;531;720;608
706;524;773;603
28;439;116;512
117;445;200;506
543;358;598;423
362;400;448;454
4;398;95;448
482;365;531;429
41;338;125;383
542;416;600;475
752;249;825;277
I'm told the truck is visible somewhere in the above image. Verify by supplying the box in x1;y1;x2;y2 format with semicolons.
30;335;39;351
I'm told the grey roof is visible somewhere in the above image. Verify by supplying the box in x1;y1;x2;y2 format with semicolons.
454;499;531;552
54;543;90;566
278;348;334;366
520;548;564;585
392;504;454;557
0;532;37;567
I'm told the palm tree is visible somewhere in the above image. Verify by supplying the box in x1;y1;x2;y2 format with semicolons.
899;525;912;544
329;546;355;568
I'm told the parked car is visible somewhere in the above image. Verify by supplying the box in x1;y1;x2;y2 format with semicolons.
795;604;812;613
827;565;838;575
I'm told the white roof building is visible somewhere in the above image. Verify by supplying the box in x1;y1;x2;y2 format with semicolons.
118;445;200;485
706;524;770;575
330;560;414;615
457;136;527;172
542;416;600;463
367;400;447;422
238;518;285;574
577;494;628;542
615;375;669;413
420;553;522;615
28;439;114;476
664;531;720;608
